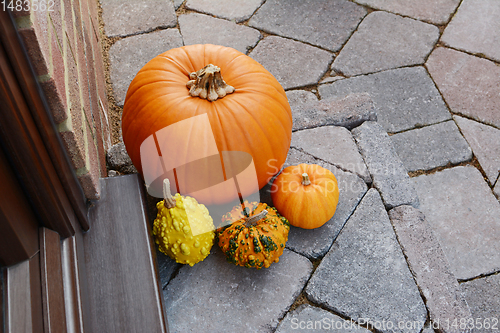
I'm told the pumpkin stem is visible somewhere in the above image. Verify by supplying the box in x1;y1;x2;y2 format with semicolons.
163;178;176;209
302;173;311;186
245;210;268;227
186;64;235;101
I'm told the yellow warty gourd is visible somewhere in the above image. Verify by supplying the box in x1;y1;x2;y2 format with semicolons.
153;179;215;266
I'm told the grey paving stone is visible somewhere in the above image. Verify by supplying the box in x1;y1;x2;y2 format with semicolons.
495;182;500;201
454;116;500;186
275;304;372;333
164;248;312;332
248;0;366;51
353;0;460;25
109;29;183;106
332;11;439;77
319;67;451;133
389;206;472;333
287;92;376;131
390;121;472;172
185;0;263;23
413;166;500;280
283;148;368;259
156;249;180;289
101;0;177;37
286;90;319;127
178;13;261;55
172;0;184;9
426;47;500;130
291;126;371;183
250;36;333;90
286;90;319;107
352;121;419;209
461;274;500;333
332;11;439;76
441;0;500;62
305;189;427;333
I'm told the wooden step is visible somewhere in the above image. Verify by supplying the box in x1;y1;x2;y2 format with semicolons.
85;174;168;332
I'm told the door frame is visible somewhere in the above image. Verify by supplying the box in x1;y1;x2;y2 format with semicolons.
1;8;91;332
0;9;89;239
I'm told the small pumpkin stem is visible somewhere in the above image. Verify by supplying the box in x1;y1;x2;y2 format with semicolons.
186;64;235;101
163;179;176;209
302;173;311;186
245;210;268;227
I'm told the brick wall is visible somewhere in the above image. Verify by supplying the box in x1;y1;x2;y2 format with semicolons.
11;0;111;200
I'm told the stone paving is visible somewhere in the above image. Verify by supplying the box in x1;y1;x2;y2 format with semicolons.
101;0;500;332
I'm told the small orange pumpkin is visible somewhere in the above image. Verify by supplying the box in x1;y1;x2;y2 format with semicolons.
271;164;339;229
121;44;292;205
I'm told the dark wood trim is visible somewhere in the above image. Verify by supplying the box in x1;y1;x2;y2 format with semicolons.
3;253;44;332
40;228;67;333
0;142;39;267
2;228;91;333
0;9;89;236
29;253;44;333
61;234;88;333
1;266;4;333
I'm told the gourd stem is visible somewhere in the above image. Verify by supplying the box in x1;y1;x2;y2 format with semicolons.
163;179;176;209
245;210;268;227
302;173;311;186
186;64;235;102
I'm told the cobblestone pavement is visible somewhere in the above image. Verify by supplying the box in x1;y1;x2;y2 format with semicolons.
101;0;500;332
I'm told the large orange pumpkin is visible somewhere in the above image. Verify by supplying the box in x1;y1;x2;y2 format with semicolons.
122;44;292;205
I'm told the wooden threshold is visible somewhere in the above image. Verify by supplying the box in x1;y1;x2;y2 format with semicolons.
84;175;169;332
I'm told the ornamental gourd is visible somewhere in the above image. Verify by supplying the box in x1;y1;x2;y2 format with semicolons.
121;44;292;205
153;179;215;266
217;202;290;269
271;164;340;229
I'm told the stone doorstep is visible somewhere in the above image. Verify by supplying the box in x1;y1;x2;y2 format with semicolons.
159;119;432;331
114;109;477;331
